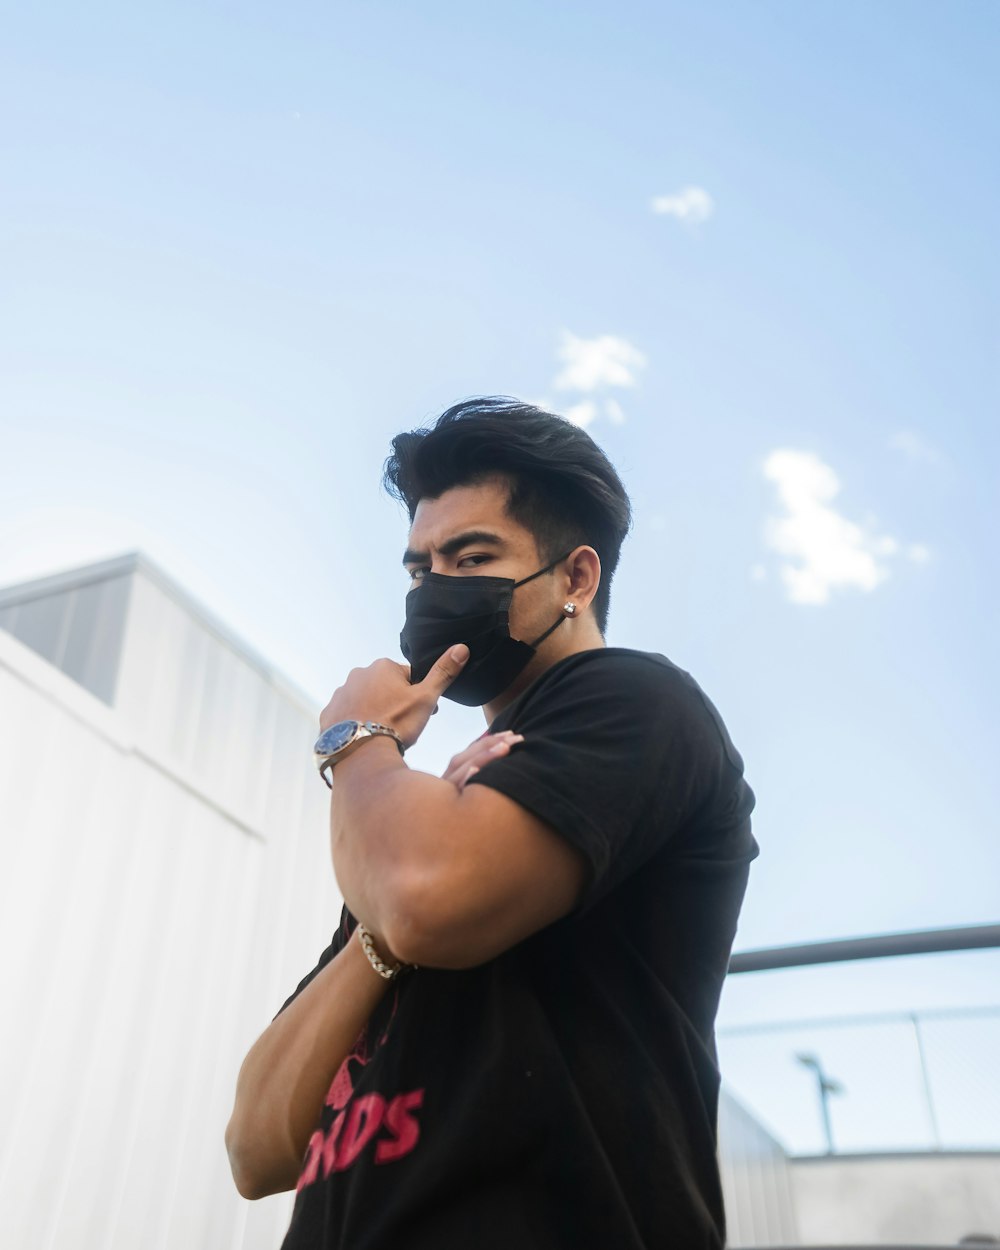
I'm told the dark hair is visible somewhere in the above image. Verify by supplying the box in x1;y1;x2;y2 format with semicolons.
382;396;632;634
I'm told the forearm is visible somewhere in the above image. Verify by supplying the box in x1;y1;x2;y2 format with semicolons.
225;931;389;1200
329;736;467;961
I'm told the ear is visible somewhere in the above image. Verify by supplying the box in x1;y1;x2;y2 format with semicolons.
565;546;602;613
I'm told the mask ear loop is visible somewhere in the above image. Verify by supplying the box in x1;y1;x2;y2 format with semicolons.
513;548;578;589
515;549;579;648
528;613;568;649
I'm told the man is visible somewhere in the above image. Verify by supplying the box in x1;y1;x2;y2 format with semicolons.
226;397;758;1248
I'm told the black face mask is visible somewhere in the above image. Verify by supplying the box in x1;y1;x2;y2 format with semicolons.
399;552;574;707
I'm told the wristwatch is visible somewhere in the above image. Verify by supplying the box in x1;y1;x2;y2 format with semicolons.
314;720;405;788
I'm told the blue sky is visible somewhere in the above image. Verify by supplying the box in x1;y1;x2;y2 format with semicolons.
2;1;998;1150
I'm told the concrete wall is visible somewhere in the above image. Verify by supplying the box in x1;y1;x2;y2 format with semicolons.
791;1152;1000;1245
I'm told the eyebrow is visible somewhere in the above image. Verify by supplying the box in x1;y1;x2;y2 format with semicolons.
402;529;507;566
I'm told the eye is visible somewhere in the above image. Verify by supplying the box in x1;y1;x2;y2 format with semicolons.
408;566;429;582
459;555;491;569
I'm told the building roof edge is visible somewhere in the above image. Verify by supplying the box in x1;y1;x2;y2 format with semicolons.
0;551;322;717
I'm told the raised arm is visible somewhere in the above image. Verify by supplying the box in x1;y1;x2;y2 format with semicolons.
319;648;587;970
329;735;586;969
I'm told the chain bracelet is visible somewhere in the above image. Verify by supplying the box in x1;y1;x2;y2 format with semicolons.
356;922;415;980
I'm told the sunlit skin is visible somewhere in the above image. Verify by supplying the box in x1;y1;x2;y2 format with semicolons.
226;480;605;1198
403;475;605;723
314;474;601;970
319;474;604;741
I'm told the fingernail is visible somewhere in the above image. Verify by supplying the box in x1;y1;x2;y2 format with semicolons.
451;644;469;662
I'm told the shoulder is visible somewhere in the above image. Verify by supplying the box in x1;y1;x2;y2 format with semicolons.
520;646;700;708
501;647;745;773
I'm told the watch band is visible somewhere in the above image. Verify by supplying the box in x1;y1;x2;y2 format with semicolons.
315;720;405;788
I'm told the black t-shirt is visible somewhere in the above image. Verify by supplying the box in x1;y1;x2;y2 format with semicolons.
277;648;758;1250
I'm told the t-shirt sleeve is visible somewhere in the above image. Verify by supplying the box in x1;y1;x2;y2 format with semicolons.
464;651;741;914
273;904;356;1020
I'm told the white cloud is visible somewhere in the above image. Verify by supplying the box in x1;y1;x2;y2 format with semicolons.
553;331;646;393
650;185;714;225
762;450;904;605
907;543;931;564
563;401;599;429
889;430;940;464
604;398;626;426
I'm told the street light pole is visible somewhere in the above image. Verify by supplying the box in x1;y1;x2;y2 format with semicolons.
797;1052;844;1154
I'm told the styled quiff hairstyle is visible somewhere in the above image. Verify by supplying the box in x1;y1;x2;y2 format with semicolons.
382;396;632;634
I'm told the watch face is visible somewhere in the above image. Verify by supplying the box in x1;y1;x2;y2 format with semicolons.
315;721;360;755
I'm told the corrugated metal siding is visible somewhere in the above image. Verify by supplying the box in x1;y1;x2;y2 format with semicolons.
718;1088;800;1246
0;559;341;1250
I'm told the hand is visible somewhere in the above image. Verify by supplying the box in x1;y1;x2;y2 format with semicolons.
319;644;470;749
441;731;525;792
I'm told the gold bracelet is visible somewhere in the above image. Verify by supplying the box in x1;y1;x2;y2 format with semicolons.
356;922;415;980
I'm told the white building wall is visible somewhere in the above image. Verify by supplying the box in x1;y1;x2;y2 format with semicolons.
0;556;341;1250
718;1087;800;1247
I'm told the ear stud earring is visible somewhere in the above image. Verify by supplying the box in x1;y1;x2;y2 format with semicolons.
563;602;577;615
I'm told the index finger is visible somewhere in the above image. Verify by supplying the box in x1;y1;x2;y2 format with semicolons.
418;644;471;702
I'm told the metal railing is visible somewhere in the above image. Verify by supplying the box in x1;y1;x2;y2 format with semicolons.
727;923;1000;974
720;923;1000;1157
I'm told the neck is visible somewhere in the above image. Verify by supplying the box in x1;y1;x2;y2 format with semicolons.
482;622;606;724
